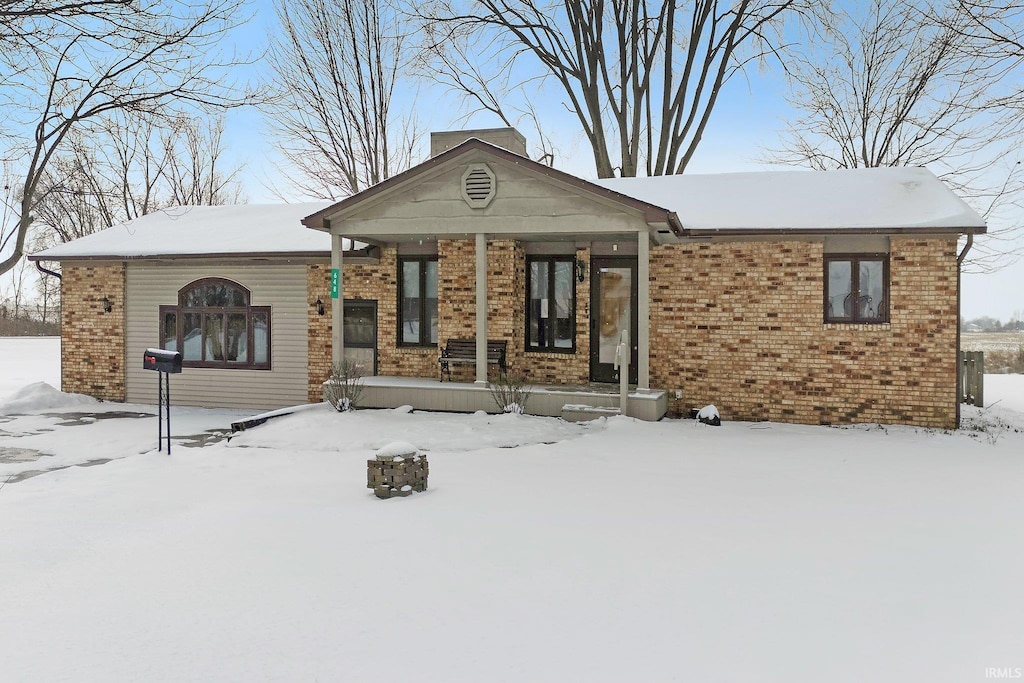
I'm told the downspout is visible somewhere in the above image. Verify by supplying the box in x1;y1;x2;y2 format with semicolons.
34;261;62;327
955;234;974;428
34;260;62;280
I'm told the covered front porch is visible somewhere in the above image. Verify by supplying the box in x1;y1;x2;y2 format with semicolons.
358;376;668;422
301;135;684;421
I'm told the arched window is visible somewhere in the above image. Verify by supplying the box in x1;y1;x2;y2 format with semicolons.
159;278;271;369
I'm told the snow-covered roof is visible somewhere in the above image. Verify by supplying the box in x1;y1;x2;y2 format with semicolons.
30;203;337;261
594;167;986;233
31;166;984;262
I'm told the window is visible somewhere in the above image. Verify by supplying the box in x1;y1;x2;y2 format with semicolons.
824;254;889;323
160;278;271;369
398;257;438;346
527;256;575;351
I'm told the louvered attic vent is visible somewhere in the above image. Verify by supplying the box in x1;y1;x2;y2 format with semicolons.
461;163;496;208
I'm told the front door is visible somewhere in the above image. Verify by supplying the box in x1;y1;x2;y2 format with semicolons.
590;258;638;383
343;300;377;376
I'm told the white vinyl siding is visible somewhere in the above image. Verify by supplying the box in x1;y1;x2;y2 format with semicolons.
126;262;308;410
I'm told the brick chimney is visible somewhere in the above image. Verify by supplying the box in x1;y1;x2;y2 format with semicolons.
430;127;527;158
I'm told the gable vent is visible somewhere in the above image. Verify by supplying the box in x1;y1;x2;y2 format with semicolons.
461;163;496;208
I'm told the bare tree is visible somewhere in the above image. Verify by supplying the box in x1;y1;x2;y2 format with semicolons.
31;113;245;246
163;116;245;207
414;30;559;165
418;0;795;178
769;0;1024;271
0;0;253;279
1;1;131;38
264;0;421;199
4;255;31;320
28;229;60;325
946;1;1024;65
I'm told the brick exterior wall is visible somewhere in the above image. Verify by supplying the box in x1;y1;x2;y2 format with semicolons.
649;237;959;428
307;249;436;403
61;263;126;401
435;238;589;384
308;239;591;397
309;235;958;427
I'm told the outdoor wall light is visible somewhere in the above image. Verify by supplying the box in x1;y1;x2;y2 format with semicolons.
575;259;586;283
316;298;325;316
101;296;113;313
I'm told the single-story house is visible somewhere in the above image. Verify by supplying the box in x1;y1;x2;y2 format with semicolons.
31;127;986;428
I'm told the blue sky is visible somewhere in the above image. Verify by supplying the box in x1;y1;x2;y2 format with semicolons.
218;2;1021;321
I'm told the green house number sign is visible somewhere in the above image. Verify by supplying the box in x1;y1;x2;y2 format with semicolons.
330;268;339;299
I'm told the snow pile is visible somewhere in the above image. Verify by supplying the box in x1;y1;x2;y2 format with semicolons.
374;441;419;458
227;403;598;452
696;404;720;426
0;382;97;415
0;337;60;401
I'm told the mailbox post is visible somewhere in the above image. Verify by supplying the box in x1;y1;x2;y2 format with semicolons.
143;348;182;454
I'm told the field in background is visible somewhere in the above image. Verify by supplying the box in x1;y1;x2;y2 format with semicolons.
962;331;1024;353
962;332;1024;373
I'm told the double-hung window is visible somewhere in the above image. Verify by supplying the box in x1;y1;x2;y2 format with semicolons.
824;254;889;323
160;278;271;369
398;257;438;346
526;256;575;351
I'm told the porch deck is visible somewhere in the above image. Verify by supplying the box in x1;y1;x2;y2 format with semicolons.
359;376;667;421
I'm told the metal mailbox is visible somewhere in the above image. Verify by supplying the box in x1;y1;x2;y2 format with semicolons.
143;348;182;374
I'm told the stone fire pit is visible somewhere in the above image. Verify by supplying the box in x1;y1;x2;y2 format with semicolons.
367;441;428;499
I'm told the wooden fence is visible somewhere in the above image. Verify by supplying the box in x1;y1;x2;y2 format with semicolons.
960;351;984;407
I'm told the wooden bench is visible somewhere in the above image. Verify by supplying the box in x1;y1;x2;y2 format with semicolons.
439;339;507;381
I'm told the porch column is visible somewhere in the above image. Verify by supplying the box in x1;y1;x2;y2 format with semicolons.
331;232;344;366
637;231;650;391
475;232;487;384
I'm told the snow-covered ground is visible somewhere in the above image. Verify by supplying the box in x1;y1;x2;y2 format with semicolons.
1;338;1022;682
0;336;60;398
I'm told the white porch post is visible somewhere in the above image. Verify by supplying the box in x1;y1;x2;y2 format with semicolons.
475;232;488;384
331;232;344;366
637;230;650;391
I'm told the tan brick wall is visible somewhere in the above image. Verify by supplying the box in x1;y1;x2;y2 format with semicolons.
307;249;437;402
309;239;592;394
649;237;959;428
307;264;332;403
437;239;590;384
61;263;126;401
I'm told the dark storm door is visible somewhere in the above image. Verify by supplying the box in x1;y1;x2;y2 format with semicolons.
589;258;638;383
343;300;377;376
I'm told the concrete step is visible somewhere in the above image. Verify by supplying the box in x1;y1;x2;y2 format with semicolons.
561;403;621;422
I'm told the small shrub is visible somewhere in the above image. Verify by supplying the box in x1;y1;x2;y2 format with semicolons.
488;371;532;414
985;345;1024;374
323;360;365;412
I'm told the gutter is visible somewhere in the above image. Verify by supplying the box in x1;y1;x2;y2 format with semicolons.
24;246;380;264
681;225;988;238
955;233;974;428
